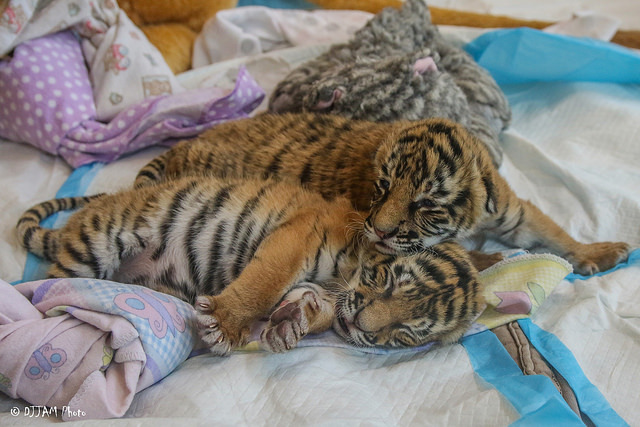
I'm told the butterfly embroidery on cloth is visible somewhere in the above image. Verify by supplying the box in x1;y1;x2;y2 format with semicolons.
24;343;67;380
114;287;186;339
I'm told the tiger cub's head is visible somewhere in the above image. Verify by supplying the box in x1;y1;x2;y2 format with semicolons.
364;119;496;255
333;241;484;348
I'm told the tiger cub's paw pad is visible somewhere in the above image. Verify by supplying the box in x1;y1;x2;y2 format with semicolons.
195;296;231;356
260;291;319;353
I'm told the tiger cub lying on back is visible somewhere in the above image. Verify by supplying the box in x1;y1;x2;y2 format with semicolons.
17;176;494;353
135;113;630;275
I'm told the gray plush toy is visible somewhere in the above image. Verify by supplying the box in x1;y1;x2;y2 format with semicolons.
268;0;511;165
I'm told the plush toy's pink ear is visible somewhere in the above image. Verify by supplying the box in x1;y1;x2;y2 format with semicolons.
413;56;438;76
312;89;343;110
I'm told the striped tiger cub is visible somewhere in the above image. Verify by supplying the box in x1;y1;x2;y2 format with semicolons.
17;176;494;353
134;113;630;275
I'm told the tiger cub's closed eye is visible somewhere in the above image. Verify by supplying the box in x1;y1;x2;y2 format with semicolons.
413;198;436;209
374;179;390;200
375;179;390;193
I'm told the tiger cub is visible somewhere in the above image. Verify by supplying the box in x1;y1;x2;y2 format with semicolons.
17;176;491;353
134;113;630;275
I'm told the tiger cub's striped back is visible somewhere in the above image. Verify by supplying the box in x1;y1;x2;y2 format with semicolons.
133;112;390;209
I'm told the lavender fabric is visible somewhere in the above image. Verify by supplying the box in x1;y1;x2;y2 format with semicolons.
0;31;265;168
0;277;198;421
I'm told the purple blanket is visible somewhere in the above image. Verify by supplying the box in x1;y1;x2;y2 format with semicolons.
0;31;265;167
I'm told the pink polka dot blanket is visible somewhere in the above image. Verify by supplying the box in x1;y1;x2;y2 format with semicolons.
0;10;265;167
0;277;199;421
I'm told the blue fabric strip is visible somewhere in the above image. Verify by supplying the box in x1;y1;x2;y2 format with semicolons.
465;28;640;85
517;319;628;426
565;248;640;282
462;331;584;426
20;162;104;283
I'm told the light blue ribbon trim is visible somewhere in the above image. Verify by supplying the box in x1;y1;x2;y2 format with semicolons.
462;331;584;426
517;319;628;426
20;162;105;284
465;28;640;85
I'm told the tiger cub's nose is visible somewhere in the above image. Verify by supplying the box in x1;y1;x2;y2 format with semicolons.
374;227;399;240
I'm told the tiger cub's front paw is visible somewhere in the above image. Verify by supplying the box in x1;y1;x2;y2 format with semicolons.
571;242;631;275
195;296;245;356
260;291;320;353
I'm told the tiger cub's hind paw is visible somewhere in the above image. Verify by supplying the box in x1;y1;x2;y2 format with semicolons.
195;296;232;356
260;291;320;353
570;242;631;276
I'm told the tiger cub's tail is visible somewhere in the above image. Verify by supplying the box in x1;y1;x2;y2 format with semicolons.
16;195;103;261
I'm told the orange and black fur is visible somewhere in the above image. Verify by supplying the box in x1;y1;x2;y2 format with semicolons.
135;113;630;275
17;176;495;353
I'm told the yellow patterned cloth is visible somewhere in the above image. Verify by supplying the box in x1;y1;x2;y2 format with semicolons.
475;253;573;329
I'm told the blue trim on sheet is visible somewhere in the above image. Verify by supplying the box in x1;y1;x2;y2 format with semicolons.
465;28;640;85
54;162;105;198
565;248;640;282
462;331;584;426
20;162;105;284
517;319;629;426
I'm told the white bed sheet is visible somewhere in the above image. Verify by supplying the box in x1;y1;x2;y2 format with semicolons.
1;1;640;425
0;143;70;284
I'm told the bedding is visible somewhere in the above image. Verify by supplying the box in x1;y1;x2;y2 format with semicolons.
1;0;640;425
0;0;181;121
0;31;264;166
0;0;266;168
0;252;573;421
0;278;197;421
